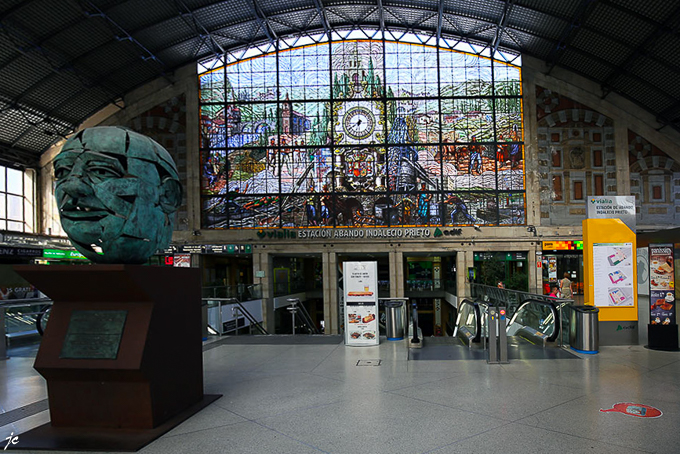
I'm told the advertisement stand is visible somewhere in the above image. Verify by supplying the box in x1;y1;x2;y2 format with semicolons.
343;261;379;346
648;244;679;350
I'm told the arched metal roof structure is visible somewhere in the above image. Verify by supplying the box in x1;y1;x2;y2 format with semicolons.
1;0;679;167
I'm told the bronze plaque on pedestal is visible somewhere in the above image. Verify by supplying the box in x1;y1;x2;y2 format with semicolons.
60;310;128;359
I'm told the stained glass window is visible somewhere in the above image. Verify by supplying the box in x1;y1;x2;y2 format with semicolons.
199;39;524;229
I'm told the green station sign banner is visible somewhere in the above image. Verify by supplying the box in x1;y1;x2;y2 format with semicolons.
43;249;88;260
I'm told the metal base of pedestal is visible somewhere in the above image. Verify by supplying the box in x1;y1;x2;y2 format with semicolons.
11;394;221;452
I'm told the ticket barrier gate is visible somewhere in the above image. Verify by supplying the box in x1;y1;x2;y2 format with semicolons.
487;306;508;364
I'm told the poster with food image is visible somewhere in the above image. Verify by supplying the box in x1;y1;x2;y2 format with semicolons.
344;261;377;303
346;306;378;345
650;290;674;325
649;244;675;325
593;243;634;307
343;261;379;346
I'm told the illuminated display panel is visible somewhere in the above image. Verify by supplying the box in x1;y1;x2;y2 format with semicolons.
199;39;524;229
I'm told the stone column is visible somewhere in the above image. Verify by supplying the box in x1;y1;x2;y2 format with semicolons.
527;245;538;292
522;70;541;226
323;251;339;334
253;251;274;332
389;250;404;297
456;251;468;298
184;66;202;233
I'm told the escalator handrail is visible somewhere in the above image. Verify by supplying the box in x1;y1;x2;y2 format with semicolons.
411;301;420;344
214;297;269;335
456;298;482;342
508;298;560;342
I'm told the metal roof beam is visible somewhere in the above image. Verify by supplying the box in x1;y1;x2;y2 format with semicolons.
312;0;332;38
249;0;278;46
492;0;514;58
79;0;173;84
601;3;680;96
437;0;443;42
546;0;597;73
173;0;225;58
512;1;680;77
0;143;40;169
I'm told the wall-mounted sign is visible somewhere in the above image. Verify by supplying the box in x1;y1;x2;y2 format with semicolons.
343;261;379;346
586;195;636;232
649;244;675;326
178;245;205;254
173;253;191;267
258;228;432;240
0;246;43;257
542;240;583;251
204;244;252;254
0;232;71;248
43;249;87;260
474;251;527;261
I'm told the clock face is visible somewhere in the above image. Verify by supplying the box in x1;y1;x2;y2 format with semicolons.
343;106;376;141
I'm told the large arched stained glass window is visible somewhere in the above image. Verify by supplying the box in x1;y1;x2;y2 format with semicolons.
199;39;523;229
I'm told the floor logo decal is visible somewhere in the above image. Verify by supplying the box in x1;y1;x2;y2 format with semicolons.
600;402;662;418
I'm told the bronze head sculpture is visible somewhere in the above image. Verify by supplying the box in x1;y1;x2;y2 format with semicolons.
54;126;182;264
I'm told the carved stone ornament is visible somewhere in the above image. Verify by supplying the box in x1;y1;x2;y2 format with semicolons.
54;126;182;264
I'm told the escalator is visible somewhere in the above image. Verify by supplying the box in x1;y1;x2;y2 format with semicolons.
409;298;579;361
409;299;487;360
504;299;578;360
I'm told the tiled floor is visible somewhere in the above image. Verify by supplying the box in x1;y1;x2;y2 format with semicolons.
2;337;680;453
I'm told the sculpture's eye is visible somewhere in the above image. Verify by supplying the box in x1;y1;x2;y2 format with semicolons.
54;166;71;180
88;164;123;179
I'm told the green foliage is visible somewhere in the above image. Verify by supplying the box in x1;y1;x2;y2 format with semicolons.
505;272;528;292
479;260;504;286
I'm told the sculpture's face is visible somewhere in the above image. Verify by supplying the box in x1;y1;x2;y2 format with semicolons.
54;127;181;264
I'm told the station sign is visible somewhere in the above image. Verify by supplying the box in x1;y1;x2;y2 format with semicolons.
586;195;636;232
43;249;88;260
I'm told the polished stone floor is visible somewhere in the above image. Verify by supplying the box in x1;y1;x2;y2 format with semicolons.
1;336;680;453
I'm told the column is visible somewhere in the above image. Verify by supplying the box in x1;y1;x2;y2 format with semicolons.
253;251;274;332
456;251;468;298
323;251;339;334
389;250;404;297
522;70;541;226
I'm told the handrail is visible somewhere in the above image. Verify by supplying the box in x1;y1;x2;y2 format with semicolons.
471;283;573;321
0;297;53;308
453;298;482;345
286;298;320;334
410;300;420;345
203;297;269;335
506;298;560;343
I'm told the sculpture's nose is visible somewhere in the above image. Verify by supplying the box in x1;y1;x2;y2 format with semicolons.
59;175;93;199
57;159;94;198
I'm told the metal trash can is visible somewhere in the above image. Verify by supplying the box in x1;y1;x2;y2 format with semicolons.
385;300;405;341
569;305;599;354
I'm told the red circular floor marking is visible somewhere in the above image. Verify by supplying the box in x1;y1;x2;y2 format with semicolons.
600;402;662;418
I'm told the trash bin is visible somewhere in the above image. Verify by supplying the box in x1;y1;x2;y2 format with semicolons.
569;305;599;354
385;300;405;341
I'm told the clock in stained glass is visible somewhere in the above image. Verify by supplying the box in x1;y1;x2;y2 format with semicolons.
343;106;376;140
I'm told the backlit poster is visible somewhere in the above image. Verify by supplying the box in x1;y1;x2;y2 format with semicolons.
649;244;675;326
343;261;379;346
592;243;634;307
